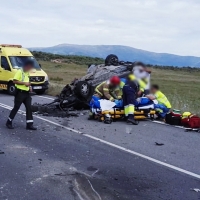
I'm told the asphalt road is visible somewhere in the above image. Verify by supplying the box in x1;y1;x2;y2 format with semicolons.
0;92;200;200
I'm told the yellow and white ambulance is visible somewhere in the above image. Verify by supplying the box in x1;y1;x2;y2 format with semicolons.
0;44;49;95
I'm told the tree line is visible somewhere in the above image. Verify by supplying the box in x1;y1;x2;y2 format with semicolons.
31;51;104;65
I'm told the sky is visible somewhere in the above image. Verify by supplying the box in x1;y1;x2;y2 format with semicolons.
0;0;200;56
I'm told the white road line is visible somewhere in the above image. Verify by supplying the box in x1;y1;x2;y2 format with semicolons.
152;120;185;129
35;95;55;100
0;103;81;134
0;102;200;180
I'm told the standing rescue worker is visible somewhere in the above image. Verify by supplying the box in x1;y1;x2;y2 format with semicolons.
6;60;37;130
121;74;139;125
146;84;171;119
132;62;151;95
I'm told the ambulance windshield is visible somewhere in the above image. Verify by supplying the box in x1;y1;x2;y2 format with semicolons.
9;56;40;69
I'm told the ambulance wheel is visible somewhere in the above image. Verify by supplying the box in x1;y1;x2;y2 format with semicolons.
7;82;16;95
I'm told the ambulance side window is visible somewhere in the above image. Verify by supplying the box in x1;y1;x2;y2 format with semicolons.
1;56;11;71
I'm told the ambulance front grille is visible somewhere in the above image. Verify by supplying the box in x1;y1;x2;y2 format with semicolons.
30;76;45;82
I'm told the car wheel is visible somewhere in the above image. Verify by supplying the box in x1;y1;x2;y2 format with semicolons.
75;81;91;99
7;82;16;95
35;90;46;95
105;54;119;66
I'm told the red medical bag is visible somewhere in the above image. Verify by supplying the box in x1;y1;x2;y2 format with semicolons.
181;115;200;128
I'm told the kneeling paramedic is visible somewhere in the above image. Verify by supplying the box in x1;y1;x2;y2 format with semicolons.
89;76;121;117
121;75;140;125
146;84;171;119
6;60;37;130
94;76;121;101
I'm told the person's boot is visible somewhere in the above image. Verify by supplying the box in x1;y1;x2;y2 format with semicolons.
6;119;14;129
123;116;128;121
26;124;37;130
127;115;139;125
88;111;94;120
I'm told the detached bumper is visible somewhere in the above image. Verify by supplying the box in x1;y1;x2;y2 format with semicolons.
31;81;49;91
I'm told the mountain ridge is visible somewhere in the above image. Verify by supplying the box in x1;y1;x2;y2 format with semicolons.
29;44;200;67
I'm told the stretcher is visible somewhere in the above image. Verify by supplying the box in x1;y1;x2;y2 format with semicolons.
90;104;156;124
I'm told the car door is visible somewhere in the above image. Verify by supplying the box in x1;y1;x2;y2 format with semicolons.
0;56;12;89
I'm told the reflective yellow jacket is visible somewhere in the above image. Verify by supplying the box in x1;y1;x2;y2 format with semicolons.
94;81;121;101
14;69;30;91
155;91;171;108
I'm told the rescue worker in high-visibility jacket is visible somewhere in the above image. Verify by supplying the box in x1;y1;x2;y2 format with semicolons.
132;62;151;95
146;84;171;119
6;60;37;130
120;75;145;97
120;74;140;125
89;76;121;119
94;76;121;101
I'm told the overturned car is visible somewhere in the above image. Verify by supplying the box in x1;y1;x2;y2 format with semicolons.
32;54;136;113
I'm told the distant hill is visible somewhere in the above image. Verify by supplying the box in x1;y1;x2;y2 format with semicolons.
30;44;200;67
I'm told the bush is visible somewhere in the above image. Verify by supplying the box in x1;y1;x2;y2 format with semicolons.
50;77;63;82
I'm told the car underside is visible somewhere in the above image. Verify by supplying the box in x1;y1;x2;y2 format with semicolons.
31;54;136;113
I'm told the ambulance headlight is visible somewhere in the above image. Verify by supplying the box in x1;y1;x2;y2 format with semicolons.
45;76;49;81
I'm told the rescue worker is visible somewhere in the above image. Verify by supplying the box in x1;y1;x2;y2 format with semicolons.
94;76;121;101
6;60;37;130
120;75;144;97
89;76;121;119
132;62;151;95
121;74;140;125
146;84;171;119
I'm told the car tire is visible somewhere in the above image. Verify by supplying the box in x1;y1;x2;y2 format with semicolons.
75;81;91;99
35;90;46;95
105;54;119;66
7;82;16;95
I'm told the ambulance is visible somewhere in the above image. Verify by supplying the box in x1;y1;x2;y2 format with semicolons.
0;44;49;95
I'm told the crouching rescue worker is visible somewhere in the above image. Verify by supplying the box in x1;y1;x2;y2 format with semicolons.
94;76;121;101
146;84;171;119
6;60;37;130
121;74;139;125
89;76;121;118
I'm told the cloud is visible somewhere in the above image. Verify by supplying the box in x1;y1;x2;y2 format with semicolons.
0;0;200;56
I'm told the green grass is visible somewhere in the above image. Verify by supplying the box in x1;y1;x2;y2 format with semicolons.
151;68;200;114
40;61;87;96
50;77;64;82
40;61;200;114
